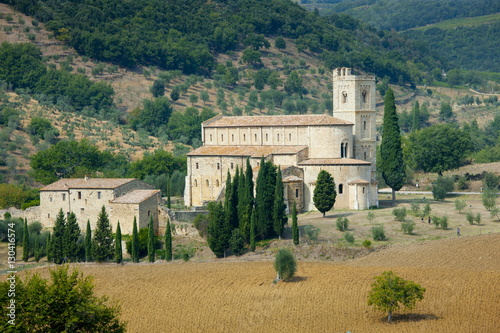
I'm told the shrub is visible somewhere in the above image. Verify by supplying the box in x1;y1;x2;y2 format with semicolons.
230;229;245;256
422;203;431;217
466;211;474;225
474;212;482;224
174;244;196;261
274;248;296;281
367;211;375;224
392;207;407;221
454;199;466;213
432;176;454;200
344;232;355;244
410;202;420;215
371;225;386;241
304;225;320;242
401;221;416;234
193;213;209;238
336;217;349;231
362;239;372;248
439;216;448;229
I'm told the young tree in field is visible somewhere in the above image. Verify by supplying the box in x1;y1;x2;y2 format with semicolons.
273;168;287;239
454;199;467;214
92;206;114;262
51;209;66;264
114;222;122;264
207;201;231;258
482;186;497;211
22;218;30;262
313;170;336;217
84;220;92;262
274;248;296;282
0;266;126;332
249;207;256;252
64;212;81;262
165;220;172;261
379;88;405;206
147;216;155;263
368;271;425;322
292;201;299;245
131;217;139;263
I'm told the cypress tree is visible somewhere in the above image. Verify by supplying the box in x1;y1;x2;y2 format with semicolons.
167;174;171;209
380;88;406;205
64;212;81;262
92;206;114;262
147;216;155;263
46;232;52;262
273;168;287;239
84;220;92;262
22;218;30;262
207;201;230;258
292;201;299;245
165;220;172;261
249;207;256;252
255;159;277;239
313;170;337;217
131;217;139;263
115;222;122;264
51;209;66;264
34;235;41;262
411;101;421;131
224;170;239;230
239;158;254;242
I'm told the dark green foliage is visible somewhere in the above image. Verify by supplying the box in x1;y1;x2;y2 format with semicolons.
249;207;256;252
131;217;139;263
115;222;122;264
392;207;407;221
379;88;405;205
147;216;155;263
170;89;180;101
243;33;270;50
432;176;455;200
274;248;296;281
482;186;497;211
224;171;239;230
242;48;262;66
22;218;30;262
273;168;287;238
344;232;355;244
64;212;81;262
229;229;245;256
34;234;42;262
150;79;165;97
439;103;454;121
46;232;52;262
193;213;209;238
255;159;277;239
28;116;59;141
51;209;66;264
371;225;386;241
207;201;230;258
275;36;287;49
284;71;303;96
401;221;416;235
129;149;186;180
292;201;299;246
165;220;172;261
0;266;126;332
238;159;254;242
166;107;217;147
84;220;92;262
0;42;45;89
92;206;114;262
313;170;336;217
129;97;173;136
336;216;349;232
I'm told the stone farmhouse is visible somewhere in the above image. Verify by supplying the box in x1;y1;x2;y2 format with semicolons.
39;178;161;234
184;68;378;212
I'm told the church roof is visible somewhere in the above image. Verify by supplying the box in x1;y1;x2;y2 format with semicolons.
298;158;371;166
110;190;161;204
187;145;308;157
40;178;137;191
203;114;352;127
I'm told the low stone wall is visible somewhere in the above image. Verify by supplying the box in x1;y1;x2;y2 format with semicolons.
163;207;207;223
0;206;41;223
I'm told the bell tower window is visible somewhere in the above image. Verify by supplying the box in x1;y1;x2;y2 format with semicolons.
362;90;367;103
342;91;348;103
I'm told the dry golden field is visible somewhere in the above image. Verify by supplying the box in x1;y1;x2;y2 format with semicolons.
20;232;500;333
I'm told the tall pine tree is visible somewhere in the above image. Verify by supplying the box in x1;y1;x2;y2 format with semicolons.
380;88;406;206
147;216;155;263
273;168;287;239
292;201;299;245
22;218;30;262
92;206;114;262
84;220;92;262
313;170;336;217
64;212;81;262
115;222;122;264
51;209;66;264
207;201;230;258
131;217;139;263
165;220;172;261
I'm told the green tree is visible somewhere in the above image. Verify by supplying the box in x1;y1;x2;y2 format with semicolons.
51;209;66;264
207;201;230;258
313;170;336;217
115;222;122;264
482;186;497;211
431;176;454;200
368;271;426;322
200;90;210;105
284;71;303;96
150;79;165;97
165;220;172;261
224;170;239;230
84;220;92;262
64;212;81;262
46;232;52;262
273;168;287;238
92;206;114;262
275;36;287;49
380;88;405;205
34;234;42;262
411;101;420;131
249;207;256;252
229;229;245;256
22;218;30;262
131;217;139;263
292;201;299;246
274;248;297;282
170;89;180;101
255;159;277;239
439;102;453;121
0;266;126;332
454;199;467;213
241;48;262;66
128;97;173;136
147;216;155;263
243;33;270;50
239;158;254;242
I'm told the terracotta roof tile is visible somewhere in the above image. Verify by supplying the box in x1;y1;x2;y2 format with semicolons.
187;145;308;157
40;178;137;191
110;190;161;204
298;158;371;166
203;115;352;127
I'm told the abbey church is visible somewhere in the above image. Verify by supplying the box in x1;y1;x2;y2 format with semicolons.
184;68;378;212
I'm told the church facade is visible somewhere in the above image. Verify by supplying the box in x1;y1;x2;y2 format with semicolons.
184;68;378;211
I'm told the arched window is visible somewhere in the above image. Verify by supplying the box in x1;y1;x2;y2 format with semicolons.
342;91;348;103
363;120;367;130
362;90;367;103
221;134;224;142
344;143;348;158
232;134;234;142
217;163;220;170
289;133;292;141
194;179;198;187
231;162;234;169
340;143;344;158
243;134;246;141
364;151;367;160
266;133;268;141
362;187;365;194
295;189;299;198
277;134;280;141
339;184;343;194
216;179;219;187
210;134;212;141
206;179;209;186
196;162;199;169
255;134;257;141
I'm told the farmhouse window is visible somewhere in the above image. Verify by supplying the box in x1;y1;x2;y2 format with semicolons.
97;191;101;199
339;184;343;194
78;191;81;199
62;193;66;201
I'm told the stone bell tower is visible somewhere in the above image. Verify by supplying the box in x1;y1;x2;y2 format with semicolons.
332;68;377;176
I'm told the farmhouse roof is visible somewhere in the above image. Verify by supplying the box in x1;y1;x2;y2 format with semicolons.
110;190;161;204
202;114;352;127
348;178;370;185
40;178;137;191
187;145;308;157
298;158;371;166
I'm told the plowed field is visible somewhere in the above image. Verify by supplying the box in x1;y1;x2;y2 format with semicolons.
24;233;500;332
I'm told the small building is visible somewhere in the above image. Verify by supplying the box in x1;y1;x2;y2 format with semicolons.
39;178;161;234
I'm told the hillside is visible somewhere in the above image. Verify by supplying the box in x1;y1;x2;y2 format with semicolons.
18;233;500;332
